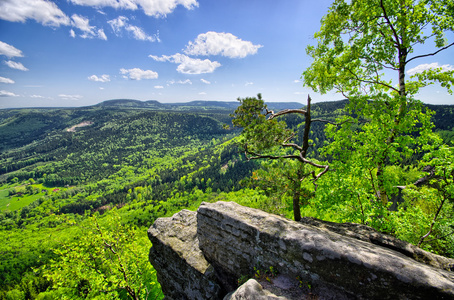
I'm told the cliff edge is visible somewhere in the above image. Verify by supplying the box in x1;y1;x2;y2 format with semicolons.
148;201;454;299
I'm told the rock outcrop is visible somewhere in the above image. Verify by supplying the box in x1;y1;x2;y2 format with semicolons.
148;209;223;299
148;201;454;300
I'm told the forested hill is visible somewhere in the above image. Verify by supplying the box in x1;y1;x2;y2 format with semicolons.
94;99;305;111
1;98;454;299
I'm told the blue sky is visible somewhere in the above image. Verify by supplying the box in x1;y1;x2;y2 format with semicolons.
0;0;453;109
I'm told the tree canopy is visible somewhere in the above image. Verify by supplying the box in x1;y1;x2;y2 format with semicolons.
303;0;454;205
230;94;329;221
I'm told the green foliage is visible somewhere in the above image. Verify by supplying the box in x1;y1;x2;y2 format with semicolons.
230;94;329;221
303;0;453;207
391;145;454;256
40;210;161;300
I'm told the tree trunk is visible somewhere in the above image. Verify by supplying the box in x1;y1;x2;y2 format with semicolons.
293;189;301;221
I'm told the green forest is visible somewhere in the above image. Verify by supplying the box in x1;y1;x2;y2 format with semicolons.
2;0;454;298
1;98;453;299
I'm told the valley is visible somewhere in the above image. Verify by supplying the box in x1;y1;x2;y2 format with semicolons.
0;99;453;299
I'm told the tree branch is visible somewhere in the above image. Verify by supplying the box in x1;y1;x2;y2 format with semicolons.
268;109;307;119
417;194;447;248
379;0;401;49
343;64;399;92
406;42;454;64
282;142;303;152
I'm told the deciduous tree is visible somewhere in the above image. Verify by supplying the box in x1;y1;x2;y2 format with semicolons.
303;0;453;206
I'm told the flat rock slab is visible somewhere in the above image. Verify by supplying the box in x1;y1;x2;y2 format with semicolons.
197;201;454;300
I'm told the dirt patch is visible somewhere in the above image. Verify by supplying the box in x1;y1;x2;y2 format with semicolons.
66;121;94;132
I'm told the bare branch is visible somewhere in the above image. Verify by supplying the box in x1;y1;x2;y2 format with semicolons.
311;118;340;125
283;132;296;144
417;195;447;247
282;142;303;152
268;109;307;119
406;42;454;64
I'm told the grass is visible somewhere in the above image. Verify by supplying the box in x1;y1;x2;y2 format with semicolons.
0;183;53;211
0;192;45;212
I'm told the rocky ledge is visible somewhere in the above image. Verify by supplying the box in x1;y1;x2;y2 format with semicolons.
147;201;454;299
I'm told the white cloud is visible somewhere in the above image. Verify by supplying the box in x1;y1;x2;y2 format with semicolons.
30;94;45;98
70;0;138;10
293;79;301;83
120;68;158;80
201;78;211;84
184;32;263;58
199;92;207;95
0;41;24;58
178;79;192;84
0;90;19;97
245;81;254;86
4;60;28;71
407;63;454;76
108;16;127;35
139;0;198;17
167;79;192;85
70;29;76;38
71;14;107;40
108;16;158;42
154;85;164;89
88;74;110;82
70;0;198;17
150;53;221;74
0;76;15;84
59;94;83;100
0;0;70;26
98;29;107;40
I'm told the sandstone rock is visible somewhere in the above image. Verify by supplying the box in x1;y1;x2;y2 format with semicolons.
147;209;223;300
197;201;454;300
300;217;454;271
223;279;287;300
148;202;454;299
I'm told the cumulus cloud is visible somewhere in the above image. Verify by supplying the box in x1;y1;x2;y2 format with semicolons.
0;90;19;97
71;14;107;40
120;68;158;80
184;32;263;58
150;53;221;74
31;94;45;98
88;74;110;82
70;0;198;17
0;76;15;84
0;41;24;58
108;16;159;42
201;78;211;84
59;94;83;100
4;60;28;71
0;0;70;26
407;62;454;76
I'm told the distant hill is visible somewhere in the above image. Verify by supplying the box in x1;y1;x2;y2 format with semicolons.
94;99;304;111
